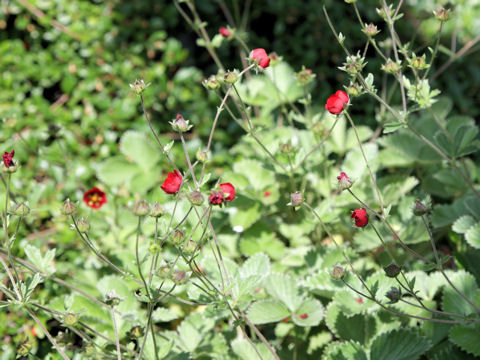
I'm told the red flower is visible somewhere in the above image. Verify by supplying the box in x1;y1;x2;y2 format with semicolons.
219;27;231;37
325;90;349;114
220;182;235;202
250;48;271;69
264;190;271;197
351;208;369;227
83;187;107;209
161;169;182;194
209;190;224;205
2;149;14;168
355;297;364;304
299;313;308;319
337;171;352;190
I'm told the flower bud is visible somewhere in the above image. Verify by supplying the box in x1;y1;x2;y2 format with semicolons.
215;70;226;84
129;79;149;95
133;200;150;217
170;113;193;133
332;265;346;280
183;240;197;254
203;75;220;91
290;191;304;207
362;23;380;37
381;59;401;74
63;313;79;326
188;191;204;206
280;142;294;155
17;341;32;356
105;289;123;307
157;265;170;279
408;54;429;70
209;190;224;206
171;270;188;284
130;325;144;339
413;199;428;216
386;287;401;303
346;82;362;97
196;150;208;163
55;331;71;347
62;199;77;216
170;229;185;246
77;218;90;232
384;264;401;278
150;202;165;218
149;242;161;254
296;66;316;86
224;70;239;84
376;5;395;21
337;172;353;191
13;202;30;216
434;8;450;22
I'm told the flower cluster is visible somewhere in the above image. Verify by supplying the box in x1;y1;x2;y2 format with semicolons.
209;183;235;206
325;90;349;114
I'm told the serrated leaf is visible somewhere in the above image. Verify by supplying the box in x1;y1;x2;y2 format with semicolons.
231;338;275;360
325;302;375;344
442;270;480;316
152;307;178;322
369;329;431;360
233;159;275;191
465;223;480;249
97;156;140;186
21;273;43;301
24;245;56;275
292;298;324;327
449;324;480;356
452;216;476;234
120;131;160;171
240;252;270;279
322;341;368;360
247;300;290;324
263;273;304;311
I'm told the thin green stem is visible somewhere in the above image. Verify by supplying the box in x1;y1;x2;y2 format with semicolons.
111;307;122;360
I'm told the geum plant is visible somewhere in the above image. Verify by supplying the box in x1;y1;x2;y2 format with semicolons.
1;0;480;359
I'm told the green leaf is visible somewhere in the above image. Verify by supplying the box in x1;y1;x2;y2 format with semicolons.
20;273;43;301
369;329;431;360
120;131;160;171
97;156;140;186
233;159;275;191
442;270;480;316
322;341;368;360
231;338;275;360
383;122;406;134
152;307;179;322
325;303;375;344
24;245;56;275
308;331;332;354
240;252;270;279
452;216;476;234
292;298;324;327
449;324;480;356
263;273;304;311
465;223;480;249
247;300;290;324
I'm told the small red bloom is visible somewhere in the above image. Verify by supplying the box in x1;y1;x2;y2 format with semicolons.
325;90;349;114
161;169;182;194
264;190;271;197
337;171;352;190
219;27;231;37
2;149;14;168
281;317;291;323
351;208;369;227
299;313;308;319
220;182;235;202
83;187;107;209
250;48;271;69
209;190;224;205
355;297;364;304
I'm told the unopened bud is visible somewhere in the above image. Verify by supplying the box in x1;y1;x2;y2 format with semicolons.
384;264;401;278
149;242;161;254
346;82;362;97
129;79;149;95
130;325;144;339
77;218;90;232
150;202;165;218
133;200;150;216
290;191;304;207
171;270;188;284
157;265;170;279
188;191;204;206
296;66;316;85
409;54;428;70
362;23;380;37
337;172;353;191
386;287;401;303
170;113;193;133
413;199;428;216
13;202;30;216
170;229;185;246
332;265;346;280
183;240;197;254
62;199;77;216
105;290;123;307
215;70;226;84
280;142;293;155
381;59;401;74
434;8;450;22
196;150;208;163
55;331;71;347
224;70;239;84
3;163;18;173
203;75;221;90
63;313;79;326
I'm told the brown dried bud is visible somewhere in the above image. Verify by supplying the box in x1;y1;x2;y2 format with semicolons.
332;265;346;280
290;191;304;207
384;264;401;278
62;199;77;216
133;200;150;217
